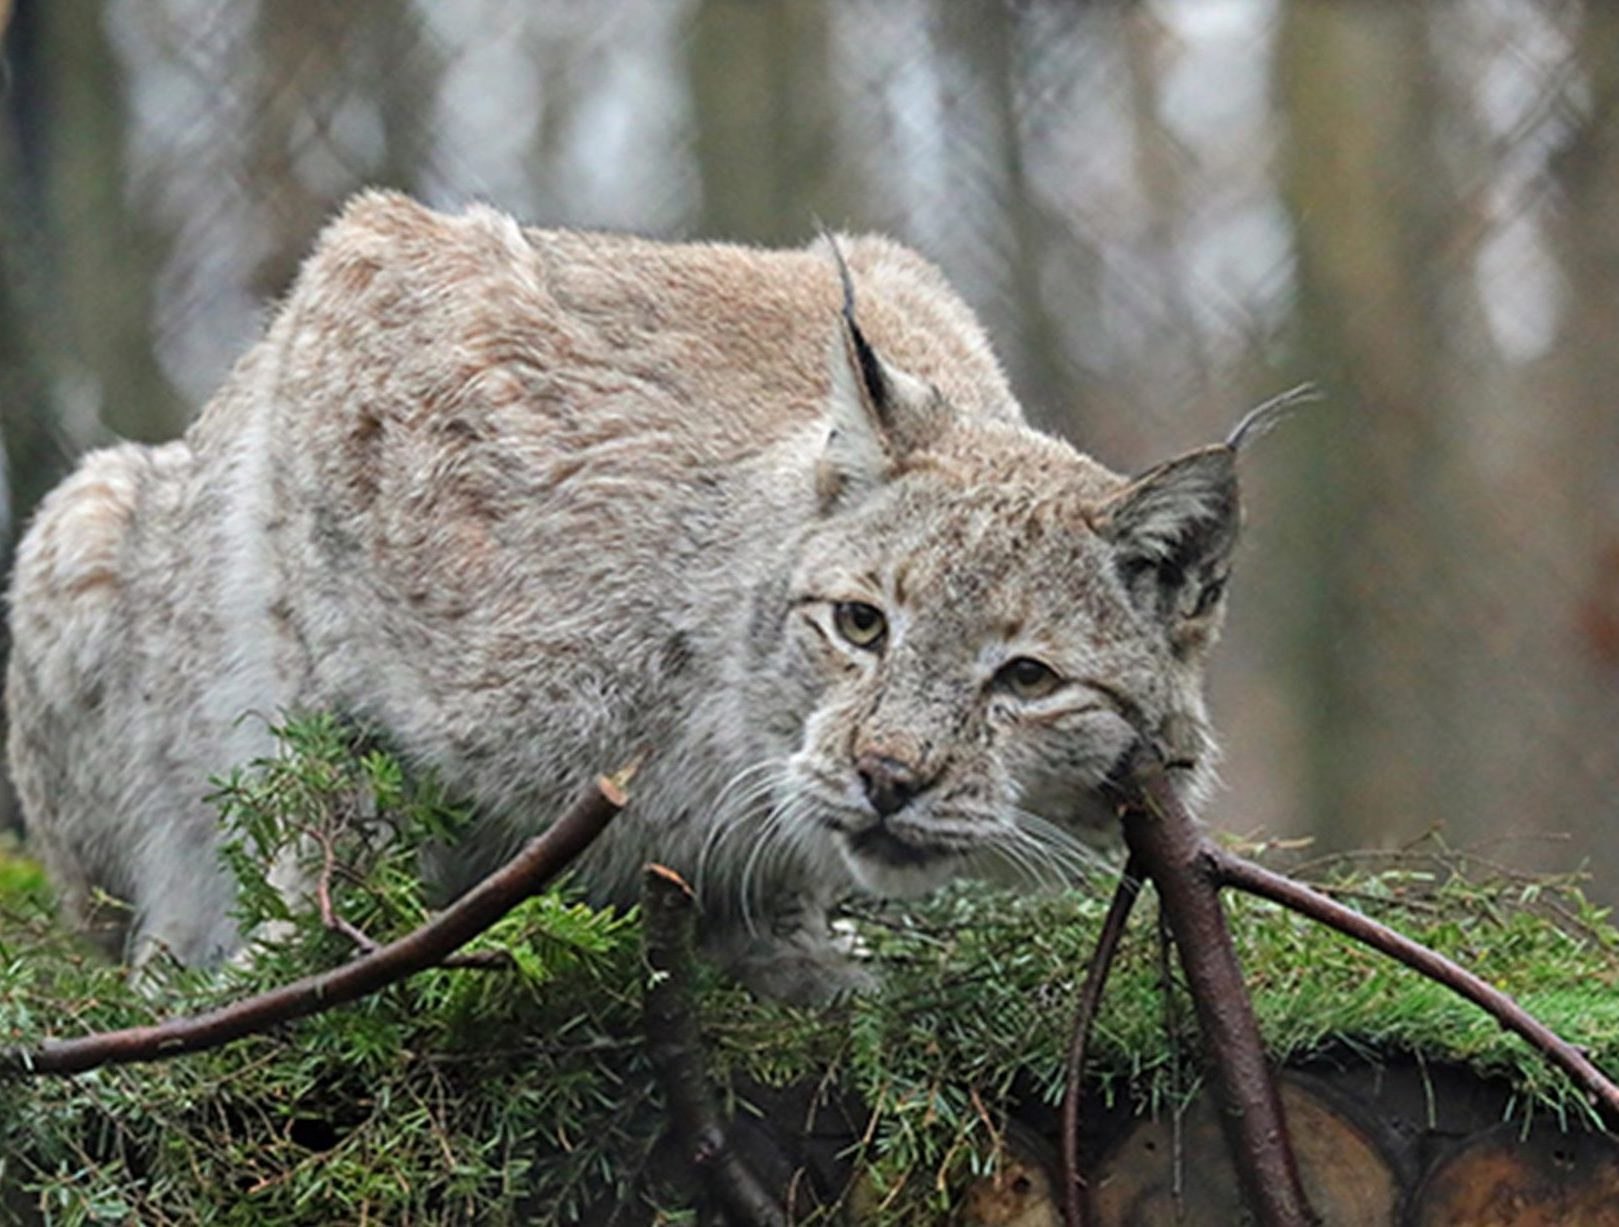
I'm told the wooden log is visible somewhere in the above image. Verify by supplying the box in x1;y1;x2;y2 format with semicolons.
1091;1074;1399;1227
1409;1124;1619;1226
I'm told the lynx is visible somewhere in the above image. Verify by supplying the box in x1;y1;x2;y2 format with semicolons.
7;192;1276;1001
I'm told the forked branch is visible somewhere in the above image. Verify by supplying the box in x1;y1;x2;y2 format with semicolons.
1114;754;1316;1227
1064;752;1619;1226
1123;754;1619;1119
1;772;628;1077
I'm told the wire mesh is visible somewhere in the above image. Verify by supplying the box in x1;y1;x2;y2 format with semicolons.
2;0;1616;893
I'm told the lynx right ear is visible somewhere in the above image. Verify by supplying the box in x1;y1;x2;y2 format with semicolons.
1097;446;1241;636
1101;447;1240;573
815;237;943;509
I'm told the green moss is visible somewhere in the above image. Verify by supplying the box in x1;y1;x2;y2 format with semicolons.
3;719;1619;1222
0;835;48;908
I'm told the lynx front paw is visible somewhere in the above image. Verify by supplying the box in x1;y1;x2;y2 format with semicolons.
709;914;877;1005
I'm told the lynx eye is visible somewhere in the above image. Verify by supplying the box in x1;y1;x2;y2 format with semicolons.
1189;576;1227;618
833;601;887;650
995;656;1063;700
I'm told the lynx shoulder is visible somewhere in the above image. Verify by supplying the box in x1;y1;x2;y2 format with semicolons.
8;191;1258;1000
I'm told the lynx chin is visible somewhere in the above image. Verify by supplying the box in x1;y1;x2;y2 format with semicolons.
7;192;1282;1002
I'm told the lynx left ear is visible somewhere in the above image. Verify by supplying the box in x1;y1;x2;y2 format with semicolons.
816;237;941;508
1099;446;1240;622
819;310;898;502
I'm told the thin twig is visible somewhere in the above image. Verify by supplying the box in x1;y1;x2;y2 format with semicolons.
308;820;382;955
306;817;512;970
1;773;629;1077
1157;903;1187;1216
1300;881;1443;916
1059;855;1143;1227
1210;846;1619;1121
642;863;788;1227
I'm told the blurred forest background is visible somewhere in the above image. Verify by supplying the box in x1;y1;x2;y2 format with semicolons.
2;1;1617;896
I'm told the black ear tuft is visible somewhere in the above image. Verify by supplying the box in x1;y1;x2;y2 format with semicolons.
845;315;891;426
823;229;892;425
1225;383;1320;451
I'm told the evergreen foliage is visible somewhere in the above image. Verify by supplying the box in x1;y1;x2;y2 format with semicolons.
3;717;1618;1223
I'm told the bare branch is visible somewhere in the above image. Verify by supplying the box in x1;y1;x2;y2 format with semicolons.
642;863;787;1227
1210;845;1619;1121
1060;751;1619;1225
2;772;629;1077
1060;855;1143;1227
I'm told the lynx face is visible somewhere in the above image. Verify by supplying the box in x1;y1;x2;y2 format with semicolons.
774;291;1243;898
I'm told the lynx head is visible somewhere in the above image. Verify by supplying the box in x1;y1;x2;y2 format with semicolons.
771;248;1297;900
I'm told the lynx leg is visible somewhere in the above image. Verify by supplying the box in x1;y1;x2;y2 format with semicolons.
706;902;877;1005
6;445;151;944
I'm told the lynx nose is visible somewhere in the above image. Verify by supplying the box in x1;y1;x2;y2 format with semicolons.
857;752;926;817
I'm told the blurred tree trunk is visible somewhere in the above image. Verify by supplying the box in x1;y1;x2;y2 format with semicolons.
935;3;1073;428
1119;9;1214;434
249;0;445;297
1;0;71;524
1542;7;1619;893
3;0;139;835
0;79;48;838
686;0;835;244
1275;1;1460;850
370;4;439;200
35;0;182;443
249;0;387;299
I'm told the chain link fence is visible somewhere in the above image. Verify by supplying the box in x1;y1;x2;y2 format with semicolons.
3;0;1617;892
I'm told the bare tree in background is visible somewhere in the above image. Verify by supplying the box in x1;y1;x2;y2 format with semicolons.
1277;3;1464;851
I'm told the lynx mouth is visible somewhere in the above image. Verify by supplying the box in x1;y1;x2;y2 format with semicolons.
845;823;953;870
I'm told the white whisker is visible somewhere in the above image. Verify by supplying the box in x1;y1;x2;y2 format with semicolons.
985;806;1114;890
695;757;789;897
739;796;804;936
